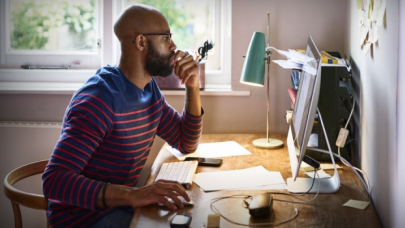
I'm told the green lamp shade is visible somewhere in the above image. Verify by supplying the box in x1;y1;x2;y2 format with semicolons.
240;32;266;86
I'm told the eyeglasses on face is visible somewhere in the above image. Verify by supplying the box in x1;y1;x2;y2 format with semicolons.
132;33;172;43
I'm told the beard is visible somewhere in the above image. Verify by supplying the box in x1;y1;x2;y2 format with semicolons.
144;40;175;77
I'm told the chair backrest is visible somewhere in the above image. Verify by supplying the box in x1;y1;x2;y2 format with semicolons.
3;160;49;228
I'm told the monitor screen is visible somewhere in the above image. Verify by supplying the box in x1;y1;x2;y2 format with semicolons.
287;36;322;181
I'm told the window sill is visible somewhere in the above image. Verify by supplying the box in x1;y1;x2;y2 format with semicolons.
0;69;250;96
0;82;250;96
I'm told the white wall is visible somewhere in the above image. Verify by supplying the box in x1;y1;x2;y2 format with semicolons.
345;0;400;227
395;0;405;227
0;124;61;228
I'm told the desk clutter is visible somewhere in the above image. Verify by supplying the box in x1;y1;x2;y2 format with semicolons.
287;52;354;162
133;135;380;227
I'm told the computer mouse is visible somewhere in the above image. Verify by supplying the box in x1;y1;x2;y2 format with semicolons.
158;196;194;207
249;193;273;218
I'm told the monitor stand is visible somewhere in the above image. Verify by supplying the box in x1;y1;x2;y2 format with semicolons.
287;108;340;193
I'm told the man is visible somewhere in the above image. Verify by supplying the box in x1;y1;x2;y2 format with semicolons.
42;4;203;228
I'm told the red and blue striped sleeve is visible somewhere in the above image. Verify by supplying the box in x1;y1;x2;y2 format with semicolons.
42;80;114;211
157;99;203;154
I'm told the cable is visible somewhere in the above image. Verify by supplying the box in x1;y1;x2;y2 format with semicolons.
310;147;370;196
210;195;298;227
274;170;321;204
337;99;371;195
209;171;321;227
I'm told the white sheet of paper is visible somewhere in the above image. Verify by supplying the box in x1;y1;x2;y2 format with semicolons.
320;163;342;170
272;60;303;70
359;10;365;26
228;183;287;191
368;24;378;43
288;49;312;64
305;169;331;179
370;0;380;21
167;141;252;160
302;63;317;75
343;200;370;210
300;162;318;172
376;0;386;26
193;166;286;192
359;25;369;45
363;42;372;55
268;46;289;58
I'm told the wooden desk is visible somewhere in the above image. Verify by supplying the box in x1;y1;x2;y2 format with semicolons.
130;134;381;227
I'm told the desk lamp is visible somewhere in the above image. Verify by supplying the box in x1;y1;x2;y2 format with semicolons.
240;13;284;149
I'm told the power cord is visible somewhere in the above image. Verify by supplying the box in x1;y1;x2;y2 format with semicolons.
336;99;371;195
209;171;321;226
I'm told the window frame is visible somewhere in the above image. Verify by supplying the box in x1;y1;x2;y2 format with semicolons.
0;0;231;87
1;0;105;69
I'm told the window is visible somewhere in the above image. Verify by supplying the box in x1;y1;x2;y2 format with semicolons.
0;0;231;86
125;0;216;70
123;0;231;85
1;0;102;69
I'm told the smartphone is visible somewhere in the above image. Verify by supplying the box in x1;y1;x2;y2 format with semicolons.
184;157;222;167
170;214;192;228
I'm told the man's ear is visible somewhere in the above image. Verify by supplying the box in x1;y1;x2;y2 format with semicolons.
133;35;146;51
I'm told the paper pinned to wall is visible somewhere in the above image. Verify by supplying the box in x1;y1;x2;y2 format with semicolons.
356;0;363;9
359;0;386;54
167;141;252;160
359;25;369;45
363;42;372;55
368;25;379;43
359;10;365;26
376;0;386;26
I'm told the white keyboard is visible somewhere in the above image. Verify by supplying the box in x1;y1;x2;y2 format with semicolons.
155;160;198;189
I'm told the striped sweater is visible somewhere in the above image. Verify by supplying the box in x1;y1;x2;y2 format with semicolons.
42;66;203;228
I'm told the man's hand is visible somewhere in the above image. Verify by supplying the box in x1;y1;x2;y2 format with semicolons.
129;180;190;210
173;50;200;89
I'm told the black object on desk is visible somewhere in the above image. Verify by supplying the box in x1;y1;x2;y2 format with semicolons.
184;157;222;167
170;214;192;228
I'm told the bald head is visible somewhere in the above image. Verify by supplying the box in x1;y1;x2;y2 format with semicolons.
114;4;167;43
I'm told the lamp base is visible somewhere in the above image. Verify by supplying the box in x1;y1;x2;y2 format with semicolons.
253;138;284;149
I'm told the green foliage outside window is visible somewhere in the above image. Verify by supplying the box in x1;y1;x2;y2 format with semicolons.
129;0;194;50
10;0;96;51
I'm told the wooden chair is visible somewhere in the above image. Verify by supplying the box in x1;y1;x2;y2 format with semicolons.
3;160;49;228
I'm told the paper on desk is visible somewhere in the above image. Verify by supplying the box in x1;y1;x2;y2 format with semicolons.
305;169;331;179
193;166;286;192
167;141;252;160
300;162;342;172
320;163;342;170
228;183;287;191
343;200;370;210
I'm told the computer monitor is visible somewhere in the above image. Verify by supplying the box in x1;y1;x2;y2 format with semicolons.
286;36;340;193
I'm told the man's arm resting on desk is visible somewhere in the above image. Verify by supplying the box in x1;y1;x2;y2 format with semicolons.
96;179;190;210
